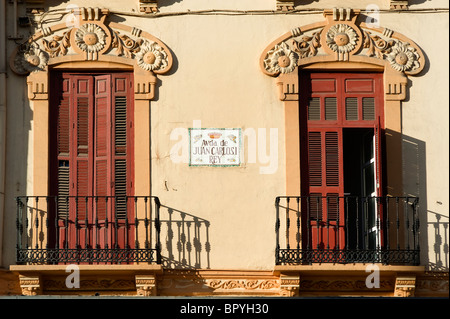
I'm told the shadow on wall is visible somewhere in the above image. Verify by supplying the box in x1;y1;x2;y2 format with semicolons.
402;133;449;271
159;205;211;269
427;211;449;271
159;0;183;9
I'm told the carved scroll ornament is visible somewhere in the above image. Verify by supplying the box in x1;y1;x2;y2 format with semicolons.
10;7;173;76
261;8;425;77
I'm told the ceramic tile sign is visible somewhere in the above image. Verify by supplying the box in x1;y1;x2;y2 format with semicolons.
189;128;241;166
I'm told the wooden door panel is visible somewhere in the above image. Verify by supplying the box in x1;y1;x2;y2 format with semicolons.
50;72;135;260
301;72;384;253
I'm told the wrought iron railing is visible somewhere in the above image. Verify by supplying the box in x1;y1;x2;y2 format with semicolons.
275;196;420;265
15;196;161;264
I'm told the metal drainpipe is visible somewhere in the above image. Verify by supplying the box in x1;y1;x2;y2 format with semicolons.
0;0;8;267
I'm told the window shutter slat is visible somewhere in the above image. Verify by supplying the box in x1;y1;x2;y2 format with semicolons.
76;160;89;220
309;193;323;220
308;97;321;121
325;97;337;120
115;96;127;156
57;160;70;219
77;97;89;156
308;132;322;187
363;97;375;120
115;159;127;219
95;159;108;219
95;96;108;157
345;97;358;121
325;132;339;186
326;193;339;221
58;98;70;155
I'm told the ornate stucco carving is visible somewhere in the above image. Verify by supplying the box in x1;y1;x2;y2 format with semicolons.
260;8;425;77
10;7;173;76
280;275;300;297
394;276;417;297
19;276;42;296
325;23;359;55
10;7;173;101
135;275;157;296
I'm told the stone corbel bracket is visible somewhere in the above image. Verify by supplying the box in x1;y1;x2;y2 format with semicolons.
10;7;173;101
277;1;295;12
394;275;417;297
19;275;42;296
135;275;157;296
279;274;300;297
260;8;425;101
390;0;409;10
139;0;159;14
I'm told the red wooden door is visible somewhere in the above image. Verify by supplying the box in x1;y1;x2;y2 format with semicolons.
50;72;134;257
300;72;384;253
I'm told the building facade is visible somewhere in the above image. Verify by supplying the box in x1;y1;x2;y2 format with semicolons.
0;0;448;297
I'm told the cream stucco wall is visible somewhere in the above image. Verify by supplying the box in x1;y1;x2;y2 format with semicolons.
1;1;448;272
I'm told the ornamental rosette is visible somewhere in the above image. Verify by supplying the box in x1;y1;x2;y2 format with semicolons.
386;41;420;72
15;42;49;73
74;23;107;53
135;40;169;71
326;24;358;54
264;42;298;74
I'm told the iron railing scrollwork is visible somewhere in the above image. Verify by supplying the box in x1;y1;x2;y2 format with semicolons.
15;196;162;264
275;196;420;265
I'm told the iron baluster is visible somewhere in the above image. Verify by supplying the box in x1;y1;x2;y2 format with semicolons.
85;196;88;249
396;197;400;250
134;197;139;249
155;196;161;264
316;196;320;251
125;196;129;250
286;197;290;250
144;196;149;249
54;196;59;251
296;197;300;250
385;196;390;251
34;197;39;249
326;196;330;250
275;197;280;264
95;196;99;250
306;197;310;251
406;197;410;251
104;196;109;249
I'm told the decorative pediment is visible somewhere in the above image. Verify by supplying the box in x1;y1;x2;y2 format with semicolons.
10;7;173;75
260;8;425;77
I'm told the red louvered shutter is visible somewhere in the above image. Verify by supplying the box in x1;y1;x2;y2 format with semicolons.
111;73;134;249
51;72;135;255
72;75;94;249
307;128;344;250
93;75;111;223
301;72;384;253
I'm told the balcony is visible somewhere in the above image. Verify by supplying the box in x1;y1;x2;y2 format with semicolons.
275;196;420;265
15;196;162;264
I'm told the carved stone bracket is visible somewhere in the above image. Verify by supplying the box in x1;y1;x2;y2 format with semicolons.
277;1;295;12
140;1;159;14
390;0;409;10
280;274;300;297
394;275;417;297
19;275;42;296
135;275;157;296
